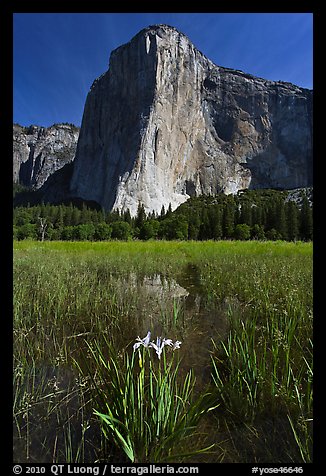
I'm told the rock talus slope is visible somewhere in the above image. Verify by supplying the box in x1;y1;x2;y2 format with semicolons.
68;25;312;215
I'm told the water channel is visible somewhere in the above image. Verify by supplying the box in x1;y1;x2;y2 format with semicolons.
14;264;230;463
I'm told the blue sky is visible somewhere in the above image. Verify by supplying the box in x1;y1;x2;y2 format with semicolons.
13;13;313;127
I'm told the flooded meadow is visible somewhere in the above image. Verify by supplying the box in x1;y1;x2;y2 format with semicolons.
13;240;313;463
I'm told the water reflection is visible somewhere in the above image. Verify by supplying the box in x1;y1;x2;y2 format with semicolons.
100;264;229;387
14;264;229;463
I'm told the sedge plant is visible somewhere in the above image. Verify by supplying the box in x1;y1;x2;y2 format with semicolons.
85;332;218;463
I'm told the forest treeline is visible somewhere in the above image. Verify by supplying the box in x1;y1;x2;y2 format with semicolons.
13;189;313;242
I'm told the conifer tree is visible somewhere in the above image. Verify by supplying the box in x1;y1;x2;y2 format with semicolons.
239;202;252;227
56;206;64;230
71;207;81;226
80;203;91;224
286;201;300;241
199;208;211;240
275;199;287;240
223;197;235;238
300;195;313;241
160;205;166;219
210;206;223;240
135;202;146;229
187;211;201;240
123;209;132;224
166;203;173;218
251;203;262;226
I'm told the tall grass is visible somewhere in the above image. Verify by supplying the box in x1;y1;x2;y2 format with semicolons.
79;337;217;463
209;244;313;462
13;240;312;463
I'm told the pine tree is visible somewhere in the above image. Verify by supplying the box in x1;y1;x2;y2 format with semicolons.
223;197;235;238
251;203;262;226
80;203;91;224
56;206;64;230
135;202;146;229
199;208;211;240
71;207;81;226
275;199;287;240
286;201;300;241
166;203;173;218
99;208;106;223
265;201;277;232
91;209;100;225
64;203;74;226
123;209;132;224
160;205;166;219
300;195;313;241
239;202;252;227
48;205;59;225
210;206;223;240
187;211;201;240
108;209;120;223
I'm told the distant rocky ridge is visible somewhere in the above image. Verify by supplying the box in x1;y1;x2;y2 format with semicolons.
14;25;312;214
13;123;79;189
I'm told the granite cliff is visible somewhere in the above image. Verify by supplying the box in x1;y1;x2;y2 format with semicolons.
13;123;79;189
19;25;312;214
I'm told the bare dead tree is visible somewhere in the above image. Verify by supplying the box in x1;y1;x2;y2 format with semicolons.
38;217;48;242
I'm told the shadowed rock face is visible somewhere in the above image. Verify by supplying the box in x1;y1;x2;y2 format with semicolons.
13;124;79;189
65;25;312;214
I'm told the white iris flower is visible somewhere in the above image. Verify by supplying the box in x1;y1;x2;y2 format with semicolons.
133;330;151;351
133;332;181;359
172;340;182;350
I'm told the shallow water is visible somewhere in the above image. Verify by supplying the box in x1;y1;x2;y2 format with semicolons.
13;264;229;463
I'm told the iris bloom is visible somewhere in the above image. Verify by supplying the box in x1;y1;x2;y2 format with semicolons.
133;332;182;359
133;331;151;351
151;337;173;360
172;340;182;350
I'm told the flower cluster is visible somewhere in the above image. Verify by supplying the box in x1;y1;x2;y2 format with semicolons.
133;331;182;359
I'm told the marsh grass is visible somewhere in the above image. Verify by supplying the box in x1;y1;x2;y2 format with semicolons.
13;240;312;463
209;247;313;462
79;337;217;463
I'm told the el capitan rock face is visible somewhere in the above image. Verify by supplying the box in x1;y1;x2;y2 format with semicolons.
54;25;311;214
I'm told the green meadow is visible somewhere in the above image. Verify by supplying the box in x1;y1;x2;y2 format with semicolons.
13;240;313;463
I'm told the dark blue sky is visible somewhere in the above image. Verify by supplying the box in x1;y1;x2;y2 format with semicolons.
13;13;313;127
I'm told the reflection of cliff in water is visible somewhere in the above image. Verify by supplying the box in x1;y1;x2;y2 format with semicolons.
125;265;229;341
133;265;230;386
108;265;228;385
13;264;230;463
